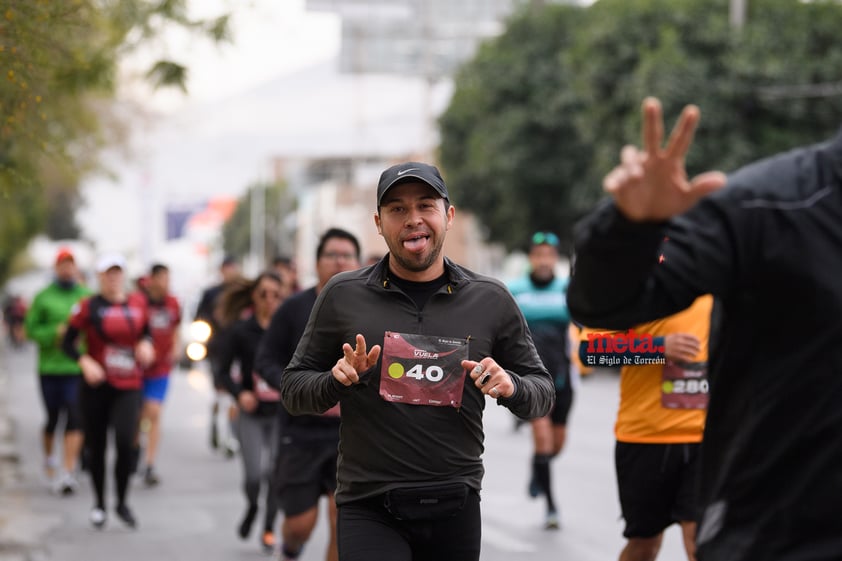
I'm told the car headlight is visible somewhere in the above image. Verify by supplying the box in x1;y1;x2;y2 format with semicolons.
186;342;208;361
189;320;212;343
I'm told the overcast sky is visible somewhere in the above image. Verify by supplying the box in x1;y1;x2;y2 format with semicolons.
77;0;451;274
120;0;341;113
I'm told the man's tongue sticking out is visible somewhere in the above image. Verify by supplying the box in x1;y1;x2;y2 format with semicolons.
404;234;429;253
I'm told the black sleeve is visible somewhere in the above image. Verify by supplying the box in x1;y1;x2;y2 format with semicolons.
61;325;82;361
216;324;242;398
567;192;749;330
281;286;353;415
255;304;291;391
195;288;214;322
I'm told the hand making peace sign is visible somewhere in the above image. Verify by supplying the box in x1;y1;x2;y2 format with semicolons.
604;97;728;222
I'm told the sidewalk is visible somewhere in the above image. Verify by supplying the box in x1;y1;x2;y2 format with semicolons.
0;341;52;561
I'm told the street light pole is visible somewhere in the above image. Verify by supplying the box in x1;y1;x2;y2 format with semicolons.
250;182;265;275
730;0;746;29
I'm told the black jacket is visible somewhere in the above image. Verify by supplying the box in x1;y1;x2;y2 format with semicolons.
282;257;554;505
218;315;279;417
568;130;842;561
255;287;339;439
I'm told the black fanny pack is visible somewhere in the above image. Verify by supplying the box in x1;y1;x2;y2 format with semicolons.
383;482;470;521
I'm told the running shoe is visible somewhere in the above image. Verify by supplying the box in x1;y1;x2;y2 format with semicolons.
544;509;560;530
90;507;106;529
238;504;258;539
143;466;160;487
55;472;78;496
223;437;238;459
115;504;138;529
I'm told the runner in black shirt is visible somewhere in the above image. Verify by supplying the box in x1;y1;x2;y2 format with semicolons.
217;271;284;553
195;255;241;455
568;98;842;561
256;228;361;561
281;163;553;561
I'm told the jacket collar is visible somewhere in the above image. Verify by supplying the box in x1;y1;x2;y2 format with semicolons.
365;254;468;291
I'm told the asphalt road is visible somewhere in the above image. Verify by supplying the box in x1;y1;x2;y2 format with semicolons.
0;342;687;561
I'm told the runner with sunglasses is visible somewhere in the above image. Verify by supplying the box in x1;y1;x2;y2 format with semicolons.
507;231;573;530
217;271;285;553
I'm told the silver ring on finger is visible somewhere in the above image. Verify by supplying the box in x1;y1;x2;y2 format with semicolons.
490;387;499;398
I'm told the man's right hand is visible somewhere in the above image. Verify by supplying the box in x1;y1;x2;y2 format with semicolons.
664;333;702;363
332;333;381;386
603;97;727;222
79;354;105;386
238;390;258;413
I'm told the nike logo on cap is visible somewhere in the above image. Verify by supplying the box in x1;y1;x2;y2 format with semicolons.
396;168;419;176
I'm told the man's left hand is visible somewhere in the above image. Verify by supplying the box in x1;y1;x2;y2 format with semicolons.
464;358;514;399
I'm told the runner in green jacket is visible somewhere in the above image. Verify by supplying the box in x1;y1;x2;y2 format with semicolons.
24;248;92;494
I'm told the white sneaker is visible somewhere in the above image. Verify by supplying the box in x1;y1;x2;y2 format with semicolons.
55;472;79;496
90;507;106;529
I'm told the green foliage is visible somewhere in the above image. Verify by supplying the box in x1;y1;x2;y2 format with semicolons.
439;5;590;254
438;0;842;253
0;0;231;285
146;60;189;92
222;181;296;267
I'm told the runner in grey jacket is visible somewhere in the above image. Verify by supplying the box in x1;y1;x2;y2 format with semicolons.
282;256;554;504
281;161;554;561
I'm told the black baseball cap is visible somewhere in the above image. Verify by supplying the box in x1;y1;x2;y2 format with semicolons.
376;162;450;208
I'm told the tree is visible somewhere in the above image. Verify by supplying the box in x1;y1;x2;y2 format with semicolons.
222;181;296;267
439;4;592;254
438;0;842;253
0;0;230;285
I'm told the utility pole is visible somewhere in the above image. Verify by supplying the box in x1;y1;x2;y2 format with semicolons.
249;182;265;275
730;0;747;29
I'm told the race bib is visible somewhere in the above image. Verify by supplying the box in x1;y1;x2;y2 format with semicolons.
380;332;469;408
104;345;138;378
661;360;709;409
252;372;281;402
149;309;172;331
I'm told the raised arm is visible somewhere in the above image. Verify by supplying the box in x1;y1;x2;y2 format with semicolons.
568;98;741;329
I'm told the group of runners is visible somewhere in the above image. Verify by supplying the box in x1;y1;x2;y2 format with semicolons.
25;251;180;528
14;96;842;561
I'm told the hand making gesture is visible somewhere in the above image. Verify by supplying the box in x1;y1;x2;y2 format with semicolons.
604;97;728;222
332;333;382;386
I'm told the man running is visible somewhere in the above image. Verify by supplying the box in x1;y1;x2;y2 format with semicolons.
24;248;91;494
196;255;241;456
137;263;181;486
568;98;842;560
256;228;362;561
507;231;573;530
579;296;712;561
281;162;554;561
